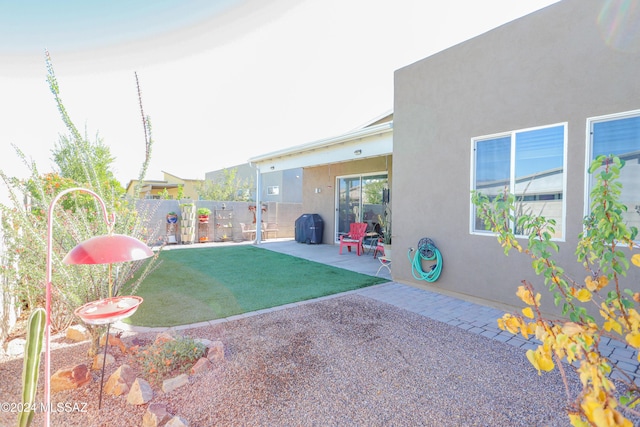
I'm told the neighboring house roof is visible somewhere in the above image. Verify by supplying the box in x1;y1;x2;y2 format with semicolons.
350;110;393;130
125;171;204;199
248;112;393;171
125;179;179;194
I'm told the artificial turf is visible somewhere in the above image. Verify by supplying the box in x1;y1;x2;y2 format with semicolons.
126;245;386;327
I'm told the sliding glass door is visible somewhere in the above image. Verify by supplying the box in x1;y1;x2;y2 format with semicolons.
336;173;388;242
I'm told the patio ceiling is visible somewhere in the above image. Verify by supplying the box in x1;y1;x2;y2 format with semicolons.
248;121;393;172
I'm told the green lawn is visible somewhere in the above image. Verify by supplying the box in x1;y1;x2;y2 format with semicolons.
125;245;386;327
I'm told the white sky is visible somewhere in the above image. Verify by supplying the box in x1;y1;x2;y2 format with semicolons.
0;0;559;202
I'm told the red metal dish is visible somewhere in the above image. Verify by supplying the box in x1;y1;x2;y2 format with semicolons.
74;296;143;325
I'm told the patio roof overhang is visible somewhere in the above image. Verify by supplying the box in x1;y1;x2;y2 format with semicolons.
248;121;393;172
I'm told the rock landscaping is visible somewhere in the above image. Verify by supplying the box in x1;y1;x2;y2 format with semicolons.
37;329;225;427
0;295;598;426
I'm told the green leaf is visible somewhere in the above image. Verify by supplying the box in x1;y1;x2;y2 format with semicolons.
554;292;562;306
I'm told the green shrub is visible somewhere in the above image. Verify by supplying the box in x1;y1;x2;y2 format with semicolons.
137;335;207;384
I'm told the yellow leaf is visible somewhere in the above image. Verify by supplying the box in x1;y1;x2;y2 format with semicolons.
526;348;554;374
537;354;554;373
526;349;539;374
597;276;609;289
562;322;583;336
625;332;640;348
516;286;535;305
576;288;592;303
504;315;521;334
522;307;534;319
582;333;594;349
604;318;622;335
585;276;597;292
568;413;590;427
632;253;640;268
590;406;610;427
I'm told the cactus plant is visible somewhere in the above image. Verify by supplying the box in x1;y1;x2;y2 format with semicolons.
18;307;46;427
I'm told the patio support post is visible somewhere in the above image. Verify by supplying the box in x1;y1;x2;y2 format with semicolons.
255;165;262;244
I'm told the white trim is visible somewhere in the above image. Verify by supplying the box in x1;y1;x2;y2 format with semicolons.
248;122;393;172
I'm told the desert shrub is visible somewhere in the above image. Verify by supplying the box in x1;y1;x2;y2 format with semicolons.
136;335;206;384
472;155;640;426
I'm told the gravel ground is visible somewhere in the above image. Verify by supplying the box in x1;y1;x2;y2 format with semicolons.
1;294;584;426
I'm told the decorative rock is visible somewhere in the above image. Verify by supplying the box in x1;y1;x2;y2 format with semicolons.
100;333;127;353
105;364;136;396
162;373;189;394
154;332;175;345
91;352;115;370
190;357;212;374
165;416;190;427
194;338;213;348
5;338;26;356
50;364;91;392
206;341;225;363
66;324;90;342
142;403;171;427
126;378;153;405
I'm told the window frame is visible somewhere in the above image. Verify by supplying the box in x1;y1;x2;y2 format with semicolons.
585;109;640;239
470;122;568;241
334;171;389;243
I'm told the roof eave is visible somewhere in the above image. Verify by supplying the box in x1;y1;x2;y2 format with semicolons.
248;121;393;165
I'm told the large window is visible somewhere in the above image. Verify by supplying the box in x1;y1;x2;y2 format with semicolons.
472;123;566;239
588;110;640;237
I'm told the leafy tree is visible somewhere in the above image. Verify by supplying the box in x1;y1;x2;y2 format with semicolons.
0;52;160;355
196;167;253;201
363;179;386;205
472;155;640;426
51;134;124;196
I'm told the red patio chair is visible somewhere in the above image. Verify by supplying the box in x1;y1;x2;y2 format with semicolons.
339;222;368;256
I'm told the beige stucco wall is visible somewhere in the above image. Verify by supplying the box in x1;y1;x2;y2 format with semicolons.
303;156;392;244
393;0;640;314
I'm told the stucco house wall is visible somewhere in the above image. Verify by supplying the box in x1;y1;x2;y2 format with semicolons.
393;0;640;314
303;156;392;244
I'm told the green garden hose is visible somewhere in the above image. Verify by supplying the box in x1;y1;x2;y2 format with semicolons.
408;238;442;282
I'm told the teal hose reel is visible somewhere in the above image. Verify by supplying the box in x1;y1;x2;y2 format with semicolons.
407;237;442;282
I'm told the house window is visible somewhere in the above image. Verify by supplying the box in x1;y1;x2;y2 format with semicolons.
472;123;566;239
267;186;280;195
588;110;640;238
